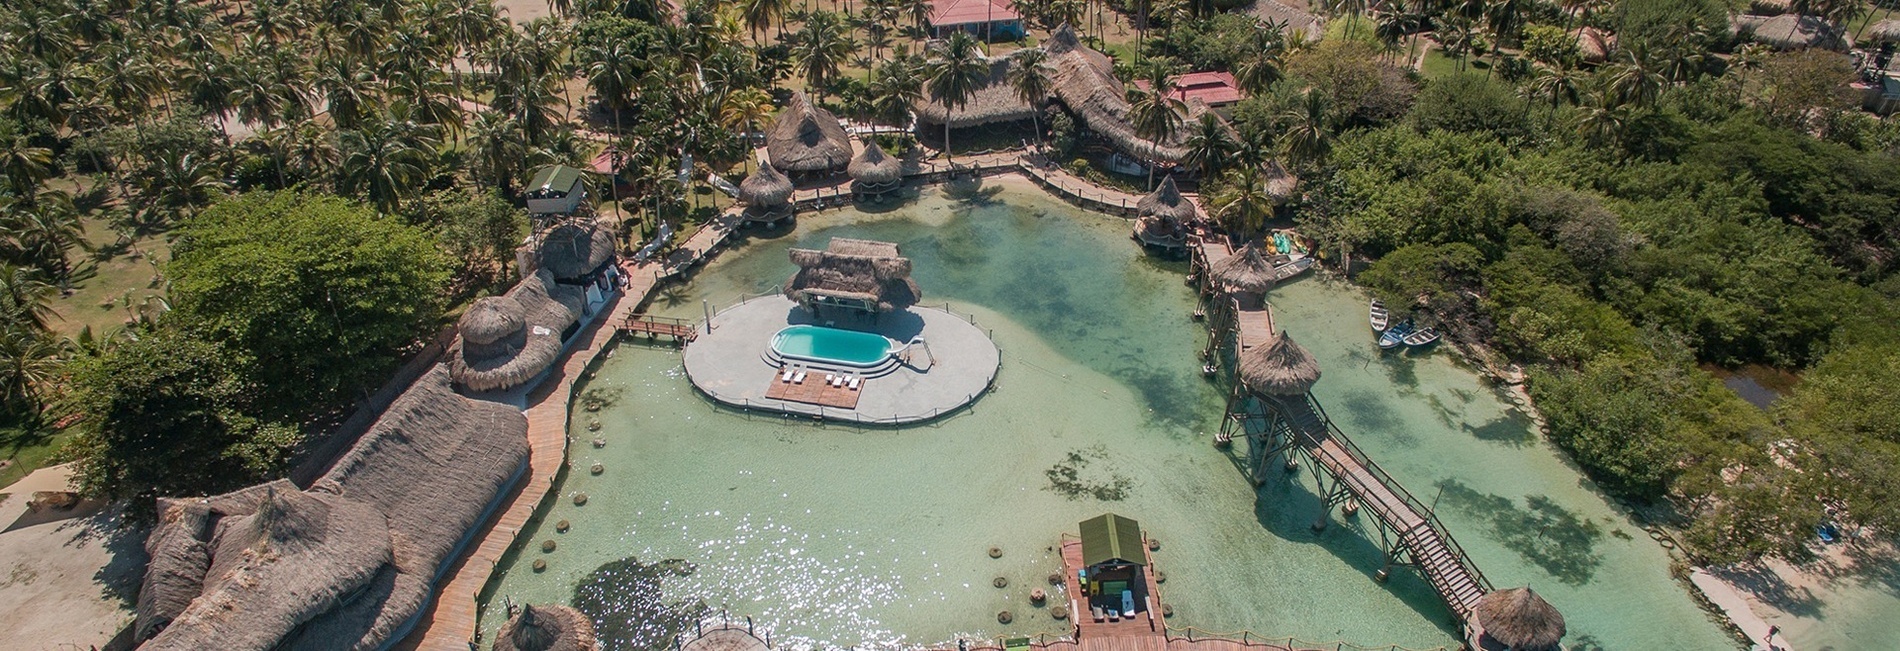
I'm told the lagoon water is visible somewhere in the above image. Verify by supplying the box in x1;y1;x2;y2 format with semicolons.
479;182;1738;650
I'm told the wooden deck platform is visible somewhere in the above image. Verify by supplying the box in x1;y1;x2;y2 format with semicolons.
761;373;863;409
624;314;698;341
1058;535;1164;640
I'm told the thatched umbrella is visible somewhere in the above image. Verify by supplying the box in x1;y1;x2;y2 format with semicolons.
1472;587;1565;651
848;140;904;196
1238;330;1320;396
1209;242;1276;294
739;163;794;207
766;91;853;174
1576;27;1615;63
492;604;600;651
1871;19;1900;43
914;57;1038;128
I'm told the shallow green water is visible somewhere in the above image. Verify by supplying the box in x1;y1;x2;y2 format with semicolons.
479;183;1738;650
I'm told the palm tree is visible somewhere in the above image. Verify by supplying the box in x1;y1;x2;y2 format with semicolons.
468;110;530;195
0;327;64;416
1435;15;1480;72
339;109;441;213
1128;83;1185;189
1277;88;1332;170
0;264;57;333
1575;83;1629;149
1530;64;1584;118
1182;112;1235;179
0;127;55;197
133;150;227;229
1606;49;1666;108
1007;48;1054;144
791;10;854;100
869;58;924;127
3;195;88;283
1209;166;1271;235
315;56;379;131
742;0;787;41
924;31;988;161
585;40;640;136
1234;25;1286;93
720;87;776;138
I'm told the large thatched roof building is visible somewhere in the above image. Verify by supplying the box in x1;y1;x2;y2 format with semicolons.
1044;25;1193;163
1238;330;1320;396
135;366;531;651
766;92;853;176
448;270;585;393
1469;587;1565;651
739;163;795;224
1732;13;1846;50
848;140;904;199
915;57;1039;129
784;238;922;314
534;220;616;283
1134;176;1194;250
1209;242;1276;295
492;604;600;651
1243;0;1323;42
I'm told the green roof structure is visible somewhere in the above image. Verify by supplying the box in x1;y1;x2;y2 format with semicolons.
527;165;584;198
1079;513;1145;567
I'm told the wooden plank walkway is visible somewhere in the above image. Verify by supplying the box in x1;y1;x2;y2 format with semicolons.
762;373;863;409
624;314;697;341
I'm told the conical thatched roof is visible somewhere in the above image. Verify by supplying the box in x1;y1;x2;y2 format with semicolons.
493;604;599;651
1210;242;1276;294
137;366;532;651
1473;588;1566;651
784;238;922;313
1263;160;1298;204
1576;27;1615;63
537;221;616;281
1732;13;1846;50
1871;19;1900;43
1044;25;1192;163
766;91;853;173
1138;176;1197;222
914;57;1039;128
450;270;585;393
1239;330;1320;396
739;163;794;207
848;140;903;187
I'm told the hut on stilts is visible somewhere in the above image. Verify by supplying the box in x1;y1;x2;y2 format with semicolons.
765;92;853;180
1467;588;1565;651
1133;176;1195;253
739;163;795;227
491;604;601;651
784;238;921;321
848;140;904;201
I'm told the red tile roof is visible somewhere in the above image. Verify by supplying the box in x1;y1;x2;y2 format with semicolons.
1134;71;1245;106
930;0;1019;26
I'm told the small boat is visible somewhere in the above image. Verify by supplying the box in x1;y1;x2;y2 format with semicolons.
1369;300;1389;332
1402;327;1440;347
1378;320;1413;350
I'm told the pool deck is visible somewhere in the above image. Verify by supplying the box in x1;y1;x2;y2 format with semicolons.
683;297;1001;424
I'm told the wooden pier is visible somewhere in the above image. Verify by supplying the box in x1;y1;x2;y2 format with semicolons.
1193;238;1494;624
1059;534;1165;642
623;314;698;342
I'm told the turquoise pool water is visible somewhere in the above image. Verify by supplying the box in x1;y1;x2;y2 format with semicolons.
479;181;1743;651
772;325;894;367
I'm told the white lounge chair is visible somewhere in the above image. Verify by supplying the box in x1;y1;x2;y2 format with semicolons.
848;376;862;390
780;367;794;382
825;374;836;385
792;370;807;383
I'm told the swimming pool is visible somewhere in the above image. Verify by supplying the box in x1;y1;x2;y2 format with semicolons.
771;325;894;367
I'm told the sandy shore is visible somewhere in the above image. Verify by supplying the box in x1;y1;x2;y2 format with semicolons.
1704;537;1900;650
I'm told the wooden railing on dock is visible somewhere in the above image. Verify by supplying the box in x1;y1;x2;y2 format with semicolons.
622;314;697;341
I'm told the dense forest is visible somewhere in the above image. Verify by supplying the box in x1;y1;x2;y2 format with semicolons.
1;0;1897;565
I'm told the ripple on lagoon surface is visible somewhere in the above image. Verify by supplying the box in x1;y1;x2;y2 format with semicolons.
478;181;1737;651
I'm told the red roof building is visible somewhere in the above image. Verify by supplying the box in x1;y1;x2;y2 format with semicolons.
1134;71;1246;108
929;0;1024;38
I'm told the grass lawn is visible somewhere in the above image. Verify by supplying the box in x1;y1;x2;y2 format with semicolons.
0;427;74;489
1421;49;1489;80
48;213;171;341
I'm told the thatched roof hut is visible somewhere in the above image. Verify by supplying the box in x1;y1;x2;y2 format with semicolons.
739;163;794;208
1732;14;1846;50
536;221;616;282
492;604;600;651
1209;242;1276;295
1243;0;1324;42
914;57;1039;128
1870;19;1900;43
766;91;853;174
136;366;531;651
1576;27;1615;63
1238;330;1320;396
1471;587;1566;651
1263;161;1299;205
784;238;922;313
849;140;904;195
1044;24;1191;163
1138;176;1197;222
449;270;585;393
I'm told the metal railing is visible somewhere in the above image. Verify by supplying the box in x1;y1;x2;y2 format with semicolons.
1164;626;1452;651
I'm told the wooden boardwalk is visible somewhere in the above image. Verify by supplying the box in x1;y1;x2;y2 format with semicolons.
1194;237;1493;624
624;314;697;341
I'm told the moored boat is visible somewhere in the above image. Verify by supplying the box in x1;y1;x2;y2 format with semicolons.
1402;326;1440;347
1370;299;1389;332
1378;320;1413;350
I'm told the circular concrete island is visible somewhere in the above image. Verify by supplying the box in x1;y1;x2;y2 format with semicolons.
683;296;1000;423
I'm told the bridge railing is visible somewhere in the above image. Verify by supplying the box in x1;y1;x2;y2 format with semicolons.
1299;395;1494;603
1164;626;1451;651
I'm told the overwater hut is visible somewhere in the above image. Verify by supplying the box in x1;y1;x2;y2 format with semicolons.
135;366;531;650
766;92;853;178
914;57;1038;131
1044;24;1191;164
1468;587;1566;651
492;604;600;651
1208;242;1276;295
1238;330;1320;396
848;140;904;201
1732;14;1846;50
739;163;795;226
1077;513;1152;616
784;238;921;316
1133;176;1194;251
525;165;588;217
449;270;586;393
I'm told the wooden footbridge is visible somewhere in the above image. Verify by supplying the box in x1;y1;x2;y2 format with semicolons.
623;313;698;342
1191;236;1493;624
